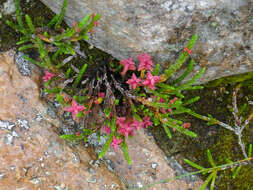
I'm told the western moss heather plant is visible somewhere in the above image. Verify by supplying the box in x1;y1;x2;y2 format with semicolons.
7;0;206;165
7;0;253;188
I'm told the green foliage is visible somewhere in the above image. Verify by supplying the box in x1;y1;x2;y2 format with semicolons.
25;14;35;33
54;0;67;29
56;93;65;105
98;134;113;159
172;59;194;84
131;35;204;140
60;128;93;143
164;34;198;79
121;141;131;165
72;64;88;90
185;150;251;190
8;0;98;71
14;0;26;34
130;156;253;190
8;0;207;167
248;144;252;158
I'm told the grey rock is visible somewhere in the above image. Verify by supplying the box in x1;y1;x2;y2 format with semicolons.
137;182;143;188
16;118;30;130
0;120;15;130
4;134;14;145
166;156;198;182
62;112;75;126
40;0;253;84
2;0;15;15
14;52;32;77
86;175;97;183
151;162;158;169
87;133;107;147
12;130;19;137
30;178;41;185
54;186;69;190
9;166;15;171
35;113;43;122
105;159;115;172
47;107;57;119
88;167;96;175
0;173;5;180
71;152;80;165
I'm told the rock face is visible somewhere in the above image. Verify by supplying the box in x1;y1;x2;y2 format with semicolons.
0;50;204;189
40;0;253;83
102;129;203;189
0;51;124;190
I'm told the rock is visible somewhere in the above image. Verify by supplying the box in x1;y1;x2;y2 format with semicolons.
40;0;253;83
103;129;203;190
0;120;15;130
14;52;32;77
0;51;124;190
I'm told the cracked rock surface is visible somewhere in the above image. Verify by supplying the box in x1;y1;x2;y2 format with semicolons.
40;0;253;83
0;51;123;190
0;50;203;189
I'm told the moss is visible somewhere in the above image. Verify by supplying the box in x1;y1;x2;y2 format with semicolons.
0;0;55;51
211;131;253;189
150;84;253;189
206;71;253;87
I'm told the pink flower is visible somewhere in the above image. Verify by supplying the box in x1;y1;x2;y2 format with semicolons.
169;97;178;104
117;125;134;138
102;125;111;134
75;131;81;136
168;108;173;113
182;123;191;129
120;57;136;76
137;53;153;71
91;13;99;26
184;47;192;55
142;116;152;128
126;73;142;90
94;99;100;104
75;27;81;33
94;21;99;27
64;100;86;119
72;21;78;27
159;98;165;103
89;29;95;33
42;71;55;82
111;136;122;151
116;117;134;138
142;72;160;90
98;92;105;98
160;109;167;114
64;96;71;102
130;118;143;130
94;92;105;104
116;117;127;128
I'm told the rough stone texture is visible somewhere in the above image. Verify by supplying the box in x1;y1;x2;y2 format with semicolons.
0;50;204;189
40;0;253;83
0;51;124;190
102;129;203;190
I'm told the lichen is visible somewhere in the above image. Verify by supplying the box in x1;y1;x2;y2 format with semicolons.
150;84;253;189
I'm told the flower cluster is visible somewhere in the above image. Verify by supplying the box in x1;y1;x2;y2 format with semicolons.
42;71;55;82
121;53;161;90
105;116;152;150
64;100;86;119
